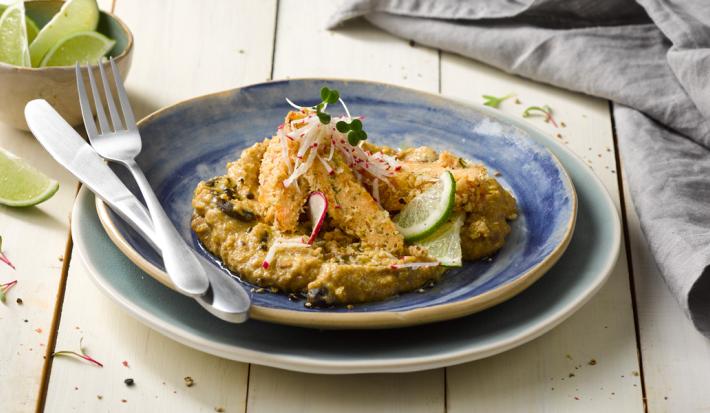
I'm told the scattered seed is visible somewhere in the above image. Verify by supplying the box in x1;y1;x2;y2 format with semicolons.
215;407;225;412
569;373;575;378
632;371;639;376
124;378;135;386
97;395;103;400
408;40;415;47
515;98;521;104
121;399;127;403
494;171;502;177
574;396;580;400
15;297;22;304
184;376;194;387
561;122;567;127
555;133;562;139
588;359;597;366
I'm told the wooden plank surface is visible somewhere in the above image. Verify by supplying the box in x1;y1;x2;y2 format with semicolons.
0;1;110;412
42;1;277;411
621;164;710;413
439;55;645;412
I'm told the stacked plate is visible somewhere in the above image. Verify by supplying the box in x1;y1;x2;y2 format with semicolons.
72;80;620;373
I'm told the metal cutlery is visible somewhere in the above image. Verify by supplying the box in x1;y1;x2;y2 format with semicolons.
75;59;209;297
25;97;250;323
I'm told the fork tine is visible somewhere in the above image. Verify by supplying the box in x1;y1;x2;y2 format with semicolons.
86;64;111;134
75;63;98;139
110;57;136;130
97;59;123;131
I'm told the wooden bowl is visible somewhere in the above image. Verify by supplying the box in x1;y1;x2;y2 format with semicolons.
0;0;133;130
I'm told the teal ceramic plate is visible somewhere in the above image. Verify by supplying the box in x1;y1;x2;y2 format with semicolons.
72;100;620;373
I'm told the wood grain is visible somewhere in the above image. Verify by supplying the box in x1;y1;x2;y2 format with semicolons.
0;2;113;411
42;0;277;411
440;54;645;412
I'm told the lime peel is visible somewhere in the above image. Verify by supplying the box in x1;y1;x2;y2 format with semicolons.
416;213;465;267
0;1;31;67
394;170;456;242
29;0;99;67
0;148;59;207
39;30;115;67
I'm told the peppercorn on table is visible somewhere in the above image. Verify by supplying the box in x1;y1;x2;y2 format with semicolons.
1;1;709;412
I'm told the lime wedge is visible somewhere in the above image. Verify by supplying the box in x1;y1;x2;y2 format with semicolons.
394;170;456;242
0;148;59;207
0;3;37;43
29;0;99;67
39;31;114;67
416;213;464;267
0;2;31;67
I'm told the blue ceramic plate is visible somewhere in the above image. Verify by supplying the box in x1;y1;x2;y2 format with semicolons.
96;79;577;329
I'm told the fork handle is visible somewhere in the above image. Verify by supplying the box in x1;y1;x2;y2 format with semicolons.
125;160;210;296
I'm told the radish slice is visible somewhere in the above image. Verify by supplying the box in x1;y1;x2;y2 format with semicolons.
307;191;328;244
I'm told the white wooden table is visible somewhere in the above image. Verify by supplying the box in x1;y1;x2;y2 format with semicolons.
2;1;709;412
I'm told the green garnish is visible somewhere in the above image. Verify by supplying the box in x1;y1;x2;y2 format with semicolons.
523;105;558;128
52;337;103;367
0;280;17;303
315;87;340;125
482;94;514;108
336;118;368;146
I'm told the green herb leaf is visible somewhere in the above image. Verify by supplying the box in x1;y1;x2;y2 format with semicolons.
320;87;331;101
347;131;360;146
326;90;340;104
336;121;349;133
317;112;331;124
350;118;362;131
482;93;514;109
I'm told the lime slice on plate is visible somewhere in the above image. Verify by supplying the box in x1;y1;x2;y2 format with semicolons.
39;30;114;67
416;213;464;267
394;170;456;241
29;0;99;67
0;2;31;67
0;3;37;43
0;148;59;207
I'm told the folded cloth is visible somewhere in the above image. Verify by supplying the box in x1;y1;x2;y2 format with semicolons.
329;0;710;337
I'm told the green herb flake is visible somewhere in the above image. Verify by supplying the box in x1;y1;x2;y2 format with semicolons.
482;93;514;109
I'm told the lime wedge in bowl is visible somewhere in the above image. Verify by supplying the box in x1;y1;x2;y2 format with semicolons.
40;31;115;67
416;213;465;267
0;3;37;43
29;0;99;67
0;1;31;67
0;148;59;207
394;170;456;242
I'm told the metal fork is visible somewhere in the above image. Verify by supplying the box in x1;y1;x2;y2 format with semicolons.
75;59;210;297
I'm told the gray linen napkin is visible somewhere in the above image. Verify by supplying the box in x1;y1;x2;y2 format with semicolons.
328;0;710;337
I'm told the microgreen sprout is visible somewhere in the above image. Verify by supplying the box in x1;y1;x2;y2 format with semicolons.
0;236;15;270
336;118;368;146
523;105;558;128
0;280;18;303
315;86;340;124
53;337;103;367
482;93;514;109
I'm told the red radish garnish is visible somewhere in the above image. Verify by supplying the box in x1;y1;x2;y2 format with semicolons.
307;191;328;244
